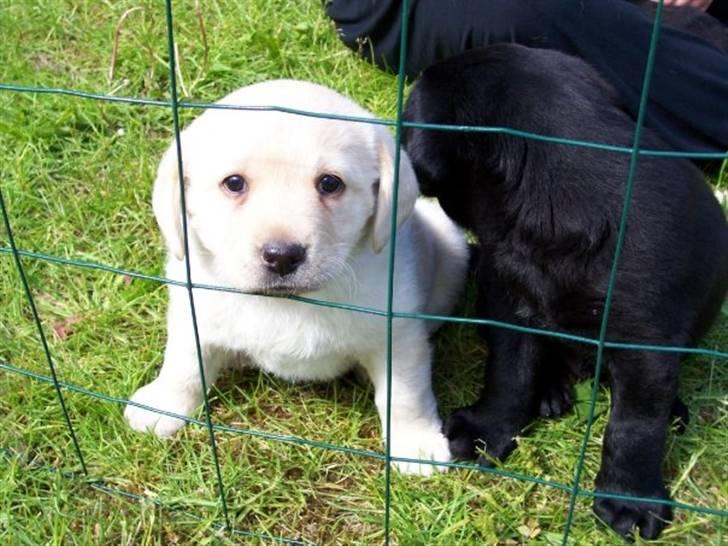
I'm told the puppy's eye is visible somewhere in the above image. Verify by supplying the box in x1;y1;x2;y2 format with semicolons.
317;174;345;196
221;174;247;194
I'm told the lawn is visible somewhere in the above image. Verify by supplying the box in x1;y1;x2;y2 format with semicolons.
0;1;726;544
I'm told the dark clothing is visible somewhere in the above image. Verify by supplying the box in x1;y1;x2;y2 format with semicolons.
327;0;728;154
709;0;728;22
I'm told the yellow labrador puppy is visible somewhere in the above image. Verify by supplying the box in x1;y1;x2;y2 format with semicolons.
124;80;468;475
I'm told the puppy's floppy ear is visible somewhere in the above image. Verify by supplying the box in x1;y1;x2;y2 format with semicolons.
371;129;419;253
152;140;186;260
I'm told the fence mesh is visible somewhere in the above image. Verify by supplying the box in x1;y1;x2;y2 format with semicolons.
1;0;727;544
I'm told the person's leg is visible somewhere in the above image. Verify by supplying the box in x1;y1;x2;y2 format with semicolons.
326;0;547;79
326;0;728;153
536;0;728;153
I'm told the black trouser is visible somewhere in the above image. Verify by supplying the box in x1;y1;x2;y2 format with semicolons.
327;0;728;154
709;0;728;21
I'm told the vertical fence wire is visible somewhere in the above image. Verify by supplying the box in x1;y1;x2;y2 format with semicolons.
162;0;231;530
0;190;88;477
560;2;666;542
382;0;412;543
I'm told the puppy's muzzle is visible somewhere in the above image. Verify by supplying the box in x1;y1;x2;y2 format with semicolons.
261;241;307;277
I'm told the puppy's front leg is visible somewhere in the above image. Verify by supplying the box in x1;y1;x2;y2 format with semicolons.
362;325;451;476
444;272;542;465
444;326;542;465
124;291;225;437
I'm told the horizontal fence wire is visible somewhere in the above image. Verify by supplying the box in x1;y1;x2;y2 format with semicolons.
1;245;726;360
0;0;726;543
0;445;311;546
1;82;727;161
2;359;727;520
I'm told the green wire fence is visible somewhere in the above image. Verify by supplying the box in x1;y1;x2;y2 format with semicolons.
1;0;727;544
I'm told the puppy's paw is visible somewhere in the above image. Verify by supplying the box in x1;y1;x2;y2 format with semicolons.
389;427;451;476
443;406;517;464
593;494;672;541
538;380;573;419
124;380;199;438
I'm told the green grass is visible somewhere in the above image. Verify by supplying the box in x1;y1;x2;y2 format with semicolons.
1;0;726;544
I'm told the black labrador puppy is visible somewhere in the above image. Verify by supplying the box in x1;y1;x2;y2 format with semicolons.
402;44;728;540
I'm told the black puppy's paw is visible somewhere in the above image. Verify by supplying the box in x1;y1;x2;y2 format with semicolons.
538;380;573;419
443;406;518;464
593;494;672;541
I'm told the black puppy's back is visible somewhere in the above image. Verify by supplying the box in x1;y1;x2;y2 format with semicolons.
404;45;727;346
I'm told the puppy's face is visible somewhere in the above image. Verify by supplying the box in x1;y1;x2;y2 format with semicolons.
153;80;419;294
184;111;377;294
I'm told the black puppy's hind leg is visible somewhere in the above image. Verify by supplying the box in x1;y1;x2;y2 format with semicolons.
593;351;680;541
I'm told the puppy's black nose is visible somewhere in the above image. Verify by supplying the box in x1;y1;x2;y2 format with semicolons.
261;242;307;277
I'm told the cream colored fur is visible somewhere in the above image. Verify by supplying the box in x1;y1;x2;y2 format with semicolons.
124;80;469;475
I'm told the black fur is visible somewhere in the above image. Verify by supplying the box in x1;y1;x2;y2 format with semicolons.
402;45;728;540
